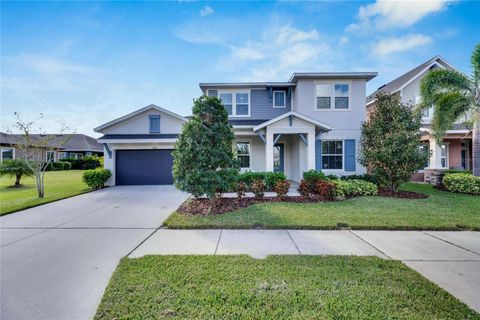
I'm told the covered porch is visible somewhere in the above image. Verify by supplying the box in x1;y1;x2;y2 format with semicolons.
234;112;331;181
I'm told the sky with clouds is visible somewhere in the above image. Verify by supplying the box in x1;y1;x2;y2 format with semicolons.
1;0;479;136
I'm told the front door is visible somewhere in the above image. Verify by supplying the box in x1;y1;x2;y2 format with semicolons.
273;143;284;173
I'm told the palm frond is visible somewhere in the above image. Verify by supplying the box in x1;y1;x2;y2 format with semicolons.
431;91;471;140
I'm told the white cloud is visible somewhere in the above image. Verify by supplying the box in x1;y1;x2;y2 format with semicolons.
200;5;214;17
348;0;450;31
373;34;432;55
338;36;349;45
231;47;265;60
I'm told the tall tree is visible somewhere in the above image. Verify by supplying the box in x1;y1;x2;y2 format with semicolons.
9;113;71;197
419;43;480;176
359;93;429;192
173;95;239;199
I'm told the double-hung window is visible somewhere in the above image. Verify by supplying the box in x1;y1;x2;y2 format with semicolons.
273;91;286;108
236;142;250;169
322;140;343;170
1;147;14;162
149;115;160;133
219;91;250;117
315;83;350;110
440;144;448;168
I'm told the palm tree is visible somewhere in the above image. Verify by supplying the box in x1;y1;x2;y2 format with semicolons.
419;44;480;176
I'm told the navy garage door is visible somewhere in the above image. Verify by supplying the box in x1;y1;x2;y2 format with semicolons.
115;149;174;185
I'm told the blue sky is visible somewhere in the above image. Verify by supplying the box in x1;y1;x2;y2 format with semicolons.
1;0;479;136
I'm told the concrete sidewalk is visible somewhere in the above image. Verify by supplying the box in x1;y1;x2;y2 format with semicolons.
130;229;480;313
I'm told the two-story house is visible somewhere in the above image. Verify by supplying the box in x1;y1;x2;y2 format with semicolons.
95;72;376;186
366;56;473;183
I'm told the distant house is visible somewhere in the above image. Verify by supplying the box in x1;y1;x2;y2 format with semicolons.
0;132;103;162
366;56;472;182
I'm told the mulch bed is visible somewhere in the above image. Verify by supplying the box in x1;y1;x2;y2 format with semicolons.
177;196;332;215
378;188;429;199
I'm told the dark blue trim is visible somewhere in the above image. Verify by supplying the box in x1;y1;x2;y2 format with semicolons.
229;119;269;126
344;139;356;172
99;134;178;140
315;139;322;170
274;143;285;173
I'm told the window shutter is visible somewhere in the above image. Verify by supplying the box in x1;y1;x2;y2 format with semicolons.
315;139;322;170
344;139;356;172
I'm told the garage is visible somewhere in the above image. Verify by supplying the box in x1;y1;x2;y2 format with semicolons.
115;149;174;185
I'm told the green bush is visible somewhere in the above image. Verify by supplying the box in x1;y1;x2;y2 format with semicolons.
82;168;112;189
237;171;286;191
62;161;72;170
444;169;472;175
64;156;102;170
443;173;480;195
340;174;379;185
332;179;378;197
326;174;339;180
45;162;66;171
302;170;327;193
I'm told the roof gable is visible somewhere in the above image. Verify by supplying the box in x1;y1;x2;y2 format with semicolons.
252;111;332;132
94;104;187;133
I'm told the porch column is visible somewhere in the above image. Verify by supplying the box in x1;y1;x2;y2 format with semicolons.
265;131;274;171
307;132;316;170
429;139;443;169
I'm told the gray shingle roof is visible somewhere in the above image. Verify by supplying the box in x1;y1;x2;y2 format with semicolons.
97;134;178;140
0;133;103;152
366;56;454;104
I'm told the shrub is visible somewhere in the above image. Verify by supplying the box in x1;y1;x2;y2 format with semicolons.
0;159;34;187
238;171;265;187
444;169;472;175
265;172;287;190
326;174;338;180
332;179;378;197
251;179;266;199
62;161;72;170
64;156;102;170
45;162;65;171
340;174;379;185
173;95;239;199
303;169;327;193
297;180;310;197
359;93;429;192
82;168;112;189
236;182;246;199
443;173;480;195
315;180;337;199
274;180;290;198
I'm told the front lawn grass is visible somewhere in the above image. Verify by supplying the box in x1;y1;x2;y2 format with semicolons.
164;183;480;230
0;170;89;216
94;255;479;319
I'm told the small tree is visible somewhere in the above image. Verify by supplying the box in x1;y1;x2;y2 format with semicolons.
173;95;239;198
8;113;71;198
0;159;34;187
359;93;429;192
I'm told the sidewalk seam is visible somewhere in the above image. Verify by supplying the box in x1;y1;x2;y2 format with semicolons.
348;230;392;259
214;230;223;255
423;232;480;256
125;227;162;258
286;230;302;255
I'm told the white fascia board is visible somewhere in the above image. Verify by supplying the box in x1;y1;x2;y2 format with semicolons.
253;111;332;132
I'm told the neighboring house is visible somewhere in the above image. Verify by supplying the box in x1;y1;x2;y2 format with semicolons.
95;71;377;186
366;56;473;182
0;132;103;163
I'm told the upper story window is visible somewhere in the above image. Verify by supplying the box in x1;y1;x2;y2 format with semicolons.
149;115;160;133
315;83;350;110
273;91;286;108
219;91;250;117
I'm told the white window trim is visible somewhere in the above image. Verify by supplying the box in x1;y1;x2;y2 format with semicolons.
273;91;286;108
0;147;15;162
218;89;251;117
321;139;344;171
313;81;351;112
236;141;251;170
440;143;449;169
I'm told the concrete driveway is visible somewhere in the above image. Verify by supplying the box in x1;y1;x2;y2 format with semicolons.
0;185;188;320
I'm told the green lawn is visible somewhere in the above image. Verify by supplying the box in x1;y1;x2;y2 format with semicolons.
164;183;480;230
95;255;479;320
0;170;90;216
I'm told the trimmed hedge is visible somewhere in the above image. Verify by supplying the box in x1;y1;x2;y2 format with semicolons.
238;171;286;191
340;174;379;185
332;179;378;197
45;161;71;171
82;168;112;189
444;169;472;175
64;156;102;170
443;173;480;195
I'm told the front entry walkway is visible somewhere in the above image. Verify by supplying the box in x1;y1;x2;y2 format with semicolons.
130;229;480;313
